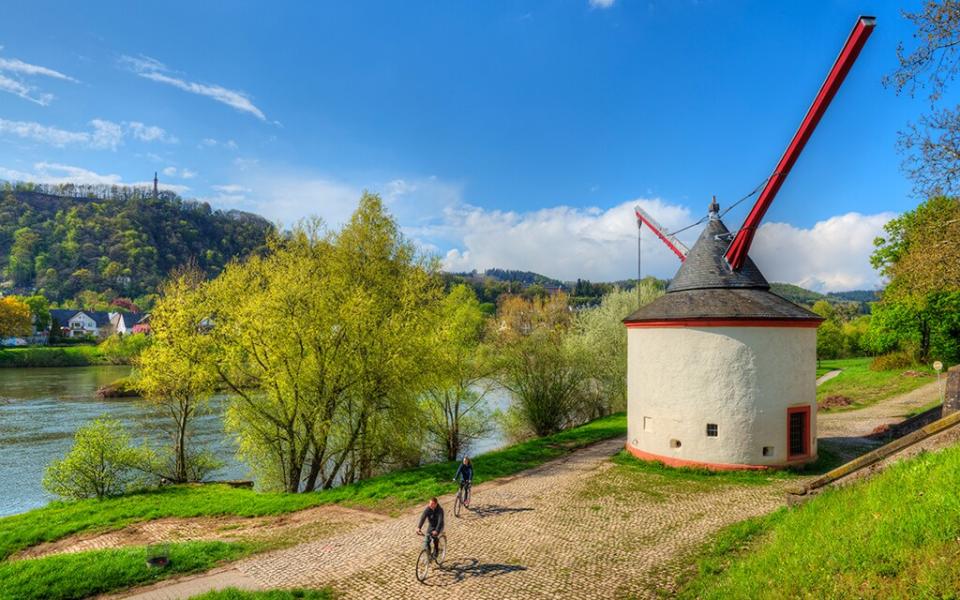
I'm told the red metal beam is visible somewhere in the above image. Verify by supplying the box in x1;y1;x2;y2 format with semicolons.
725;16;876;270
635;208;688;261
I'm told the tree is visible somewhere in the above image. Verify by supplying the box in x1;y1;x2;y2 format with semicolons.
567;282;664;416
18;295;50;332
886;1;960;195
422;284;496;461
43;418;154;500
208;195;441;492
136;268;218;482
0;296;31;338
494;293;585;436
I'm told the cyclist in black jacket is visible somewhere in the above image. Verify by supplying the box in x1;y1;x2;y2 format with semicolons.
453;457;473;507
416;497;445;557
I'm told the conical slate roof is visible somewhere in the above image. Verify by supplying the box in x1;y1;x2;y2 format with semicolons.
624;212;822;324
667;219;768;292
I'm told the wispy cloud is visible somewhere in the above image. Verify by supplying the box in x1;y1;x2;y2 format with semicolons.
163;166;198;179
0;57;77;82
589;0;616;8
0;161;190;193
0;118;176;150
120;54;267;121
212;183;250;194
0;53;77;105
199;137;239;150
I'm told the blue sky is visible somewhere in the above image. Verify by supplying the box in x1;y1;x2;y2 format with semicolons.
0;0;944;290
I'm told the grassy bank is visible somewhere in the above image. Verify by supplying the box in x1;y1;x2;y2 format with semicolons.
678;443;960;599
0;345;104;368
0;413;625;562
0;541;256;600
816;357;936;410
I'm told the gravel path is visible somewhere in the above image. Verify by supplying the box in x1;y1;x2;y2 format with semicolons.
815;369;842;386
819;380;941;440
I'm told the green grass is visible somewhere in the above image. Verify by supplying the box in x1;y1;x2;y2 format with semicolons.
816;357;936;411
189;589;334;600
0;413;626;561
0;541;255;600
0;345;104;368
678;443;960;599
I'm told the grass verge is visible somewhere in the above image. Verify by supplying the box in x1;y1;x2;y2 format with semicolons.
816;357;936;411
0;413;625;561
189;589;334;600
678;443;960;599
0;541;255;600
0;345;104;368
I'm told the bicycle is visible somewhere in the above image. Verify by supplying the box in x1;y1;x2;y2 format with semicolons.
415;531;447;582
453;480;472;517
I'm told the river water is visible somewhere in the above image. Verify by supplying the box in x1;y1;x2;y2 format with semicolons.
0;366;508;517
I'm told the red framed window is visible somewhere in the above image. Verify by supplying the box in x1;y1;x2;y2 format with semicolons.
787;406;811;460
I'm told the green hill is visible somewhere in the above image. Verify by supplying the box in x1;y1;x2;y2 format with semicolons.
0;182;273;304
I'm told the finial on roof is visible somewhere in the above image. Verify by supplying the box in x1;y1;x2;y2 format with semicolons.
708;195;720;220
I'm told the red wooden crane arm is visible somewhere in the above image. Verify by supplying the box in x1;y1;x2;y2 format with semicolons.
635;209;688;261
725;16;876;270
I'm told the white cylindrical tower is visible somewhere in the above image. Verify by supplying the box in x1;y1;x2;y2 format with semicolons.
624;208;822;469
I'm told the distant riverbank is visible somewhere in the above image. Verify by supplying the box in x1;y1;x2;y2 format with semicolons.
0;346;106;368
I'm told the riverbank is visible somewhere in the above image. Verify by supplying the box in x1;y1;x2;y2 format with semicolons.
0;346;105;368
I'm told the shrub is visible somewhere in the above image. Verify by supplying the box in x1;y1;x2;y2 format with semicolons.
99;333;151;364
43;418;155;500
870;350;915;372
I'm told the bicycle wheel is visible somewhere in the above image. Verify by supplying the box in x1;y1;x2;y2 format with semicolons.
454;493;462;518
436;534;447;564
416;548;431;582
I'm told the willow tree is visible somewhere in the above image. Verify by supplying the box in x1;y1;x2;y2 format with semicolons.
137;267;219;482
207;195;441;492
422;284;495;461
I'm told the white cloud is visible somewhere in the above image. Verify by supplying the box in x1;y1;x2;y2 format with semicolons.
121;54;267;121
750;212;894;292
0;118;175;150
435;200;891;291
199;138;239;150
127;121;177;143
212;184;250;194
180;168;197;179
0;161;189;193
0;53;77;105
162;166;177;176
589;0;616;8
0;73;52;105
0;57;77;82
437;199;693;281
0;118;88;146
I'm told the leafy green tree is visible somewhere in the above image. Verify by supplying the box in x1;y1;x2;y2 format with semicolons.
18;295;50;331
43;418;154;500
0;296;32;338
422;284;495;461
567;282;664;416
137;269;219;483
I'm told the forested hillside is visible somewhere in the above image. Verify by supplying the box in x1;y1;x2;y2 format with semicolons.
0;182;273;305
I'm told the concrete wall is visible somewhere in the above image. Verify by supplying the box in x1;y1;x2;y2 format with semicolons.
626;325;817;468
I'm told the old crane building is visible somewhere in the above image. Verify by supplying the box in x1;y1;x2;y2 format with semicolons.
624;16;875;469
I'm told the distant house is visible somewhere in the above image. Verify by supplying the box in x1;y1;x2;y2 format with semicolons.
111;312;146;336
130;314;151;335
49;309;113;339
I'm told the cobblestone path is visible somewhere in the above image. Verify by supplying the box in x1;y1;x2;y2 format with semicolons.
228;438;789;599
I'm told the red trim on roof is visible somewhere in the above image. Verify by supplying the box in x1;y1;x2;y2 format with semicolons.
625;443;769;471
624;318;821;328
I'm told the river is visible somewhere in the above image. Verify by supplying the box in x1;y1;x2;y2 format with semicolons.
0;366;508;517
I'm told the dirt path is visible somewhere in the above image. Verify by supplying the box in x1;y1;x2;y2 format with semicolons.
819;380;941;441
816;369;842;386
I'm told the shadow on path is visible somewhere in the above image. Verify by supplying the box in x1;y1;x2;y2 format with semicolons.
464;504;535;519
425;558;527;587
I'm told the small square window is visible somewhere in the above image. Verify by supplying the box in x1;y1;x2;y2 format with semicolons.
669;439;682;449
762;446;774;457
706;423;718;437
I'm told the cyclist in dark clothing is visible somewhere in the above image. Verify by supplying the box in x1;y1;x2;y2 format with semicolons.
453;457;473;507
417;497;445;556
